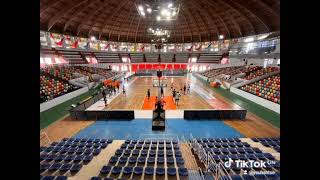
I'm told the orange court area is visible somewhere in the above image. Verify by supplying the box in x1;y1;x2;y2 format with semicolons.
142;96;177;110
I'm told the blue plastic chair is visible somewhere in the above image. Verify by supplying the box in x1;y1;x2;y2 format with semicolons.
156;167;165;175
122;166;133;175
133;166;143;175
100;165;112;174
167;167;176;176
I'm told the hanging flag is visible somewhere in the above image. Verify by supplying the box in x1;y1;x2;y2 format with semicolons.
104;43;110;50
195;44;202;51
140;44;145;52
55;37;64;46
84;41;90;49
206;42;212;49
187;45;193;51
71;39;78;48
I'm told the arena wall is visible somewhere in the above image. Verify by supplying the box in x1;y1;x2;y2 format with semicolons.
230;86;280;114
40;86;89;112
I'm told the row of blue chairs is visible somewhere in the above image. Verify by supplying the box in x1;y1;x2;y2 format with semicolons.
97;166;189;177
211;153;276;162
251;137;280;142
62;138;113;144
40;148;102;156
114;149;182;157
40;162;82;173
204;147;263;155
119;143;180;151
195;138;242;143
40;153;94;163
108;155;185;166
42;142;108;151
199;142;251;148
219;173;280;180
123;139;178;144
40;175;67;180
251;138;280;153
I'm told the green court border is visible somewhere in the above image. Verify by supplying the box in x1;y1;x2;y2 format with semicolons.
196;77;280;128
40;84;103;129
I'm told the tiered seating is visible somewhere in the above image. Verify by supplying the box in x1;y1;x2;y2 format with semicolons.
91;139;189;179
219;173;280;180
252;137;280;152
41;66;77;81
240;75;280;104
243;67;279;80
201;66;244;78
75;66;117;79
40;138;113;177
40;75;79;103
195;138;280;176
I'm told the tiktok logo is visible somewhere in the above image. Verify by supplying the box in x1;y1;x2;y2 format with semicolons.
224;158;233;168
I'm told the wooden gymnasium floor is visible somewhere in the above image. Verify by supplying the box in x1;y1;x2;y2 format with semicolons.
104;77;214;110
41;76;279;145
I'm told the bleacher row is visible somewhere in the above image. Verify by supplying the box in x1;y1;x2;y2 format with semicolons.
219;173;280;180
201;66;245;78
240;75;280;104
252;138;280;153
75;66;117;79
40;74;79;103
194;138;280;179
243;67;279;80
40;138;113;180
40;65;118;103
135;69;185;76
92;139;188;179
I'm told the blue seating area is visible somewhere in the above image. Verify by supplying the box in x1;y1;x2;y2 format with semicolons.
92;139;188;179
40;176;68;180
219;172;280;180
251;137;280;152
194;138;280;176
40;138;113;176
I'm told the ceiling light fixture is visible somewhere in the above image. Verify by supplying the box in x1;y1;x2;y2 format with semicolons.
138;6;143;11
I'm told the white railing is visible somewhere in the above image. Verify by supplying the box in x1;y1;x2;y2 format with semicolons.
40;86;89;112
190;134;233;180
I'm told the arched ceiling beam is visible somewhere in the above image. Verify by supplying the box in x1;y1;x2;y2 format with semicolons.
214;0;245;37
180;8;193;41
184;6;203;41
98;0;131;39
108;1;135;41
126;13;136;41
228;0;270;32
134;17;141;43
63;0;100;32
47;0;89;31
254;0;279;17
223;0;261;33
76;2;110;36
199;0;231;39
187;0;219;40
40;0;62;16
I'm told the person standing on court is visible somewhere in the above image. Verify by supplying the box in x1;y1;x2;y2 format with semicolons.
187;84;190;94
160;86;164;97
122;85;126;95
147;89;151;100
183;85;186;95
175;91;181;106
172;89;176;102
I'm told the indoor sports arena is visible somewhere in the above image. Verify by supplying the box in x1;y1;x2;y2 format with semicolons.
40;0;280;179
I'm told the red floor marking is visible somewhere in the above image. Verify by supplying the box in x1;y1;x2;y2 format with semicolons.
142;96;177;110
